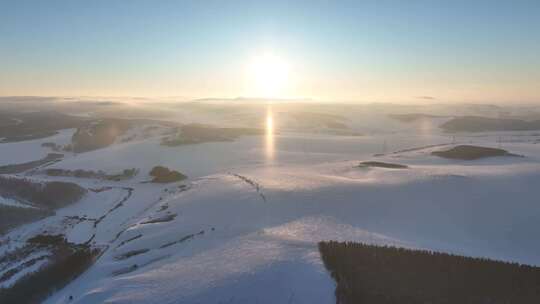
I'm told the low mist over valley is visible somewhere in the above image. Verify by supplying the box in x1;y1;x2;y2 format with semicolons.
2;97;540;303
2;1;540;302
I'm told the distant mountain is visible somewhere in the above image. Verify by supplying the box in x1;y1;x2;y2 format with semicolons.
441;116;540;132
388;113;447;123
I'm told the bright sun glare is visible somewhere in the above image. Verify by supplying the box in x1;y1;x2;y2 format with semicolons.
245;52;289;98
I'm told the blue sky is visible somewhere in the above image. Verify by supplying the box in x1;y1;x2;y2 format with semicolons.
1;0;539;103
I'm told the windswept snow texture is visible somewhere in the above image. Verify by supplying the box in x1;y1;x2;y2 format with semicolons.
38;141;540;303
1;114;540;303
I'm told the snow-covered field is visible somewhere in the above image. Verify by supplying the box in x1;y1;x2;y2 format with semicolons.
0;129;75;166
2;110;540;303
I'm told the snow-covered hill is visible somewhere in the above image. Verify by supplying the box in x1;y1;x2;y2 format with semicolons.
2;109;540;303
45;149;540;303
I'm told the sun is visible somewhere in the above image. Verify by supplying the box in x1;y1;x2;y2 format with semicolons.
245;52;289;98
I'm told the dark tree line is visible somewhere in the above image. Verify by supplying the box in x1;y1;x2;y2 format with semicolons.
0;111;87;143
0;153;63;174
319;241;540;304
0;206;52;235
0;238;100;304
0;176;86;233
161;124;262;146
45;167;138;181
432;145;518;160
149;166;186;183
71;118;134;153
0;176;86;210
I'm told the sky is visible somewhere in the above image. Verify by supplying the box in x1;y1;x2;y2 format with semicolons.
1;0;539;103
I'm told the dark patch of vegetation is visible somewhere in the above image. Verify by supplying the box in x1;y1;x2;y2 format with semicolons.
0;241;100;304
94;101;121;106
88;186;113;193
116;234;143;249
0;176;86;210
149;166;187;183
0;111;87;143
72;118;175;153
0;255;49;284
141;213;177;224
45;168;138;181
389;113;445;123
41;142;65;152
287;112;348;128
441;116;540;132
71;118;133;153
105;168;139;181
159;230;205;249
1;131;59;143
27;234;67;246
0;153;63;174
358;161;408;169
112;264;139;276
161;124;262;146
0;242;37;268
432;145;520;160
0;177;86;232
0;205;52;235
114;248;150;261
319;241;540;304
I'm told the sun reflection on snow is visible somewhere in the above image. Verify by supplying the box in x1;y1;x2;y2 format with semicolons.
265;107;275;163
